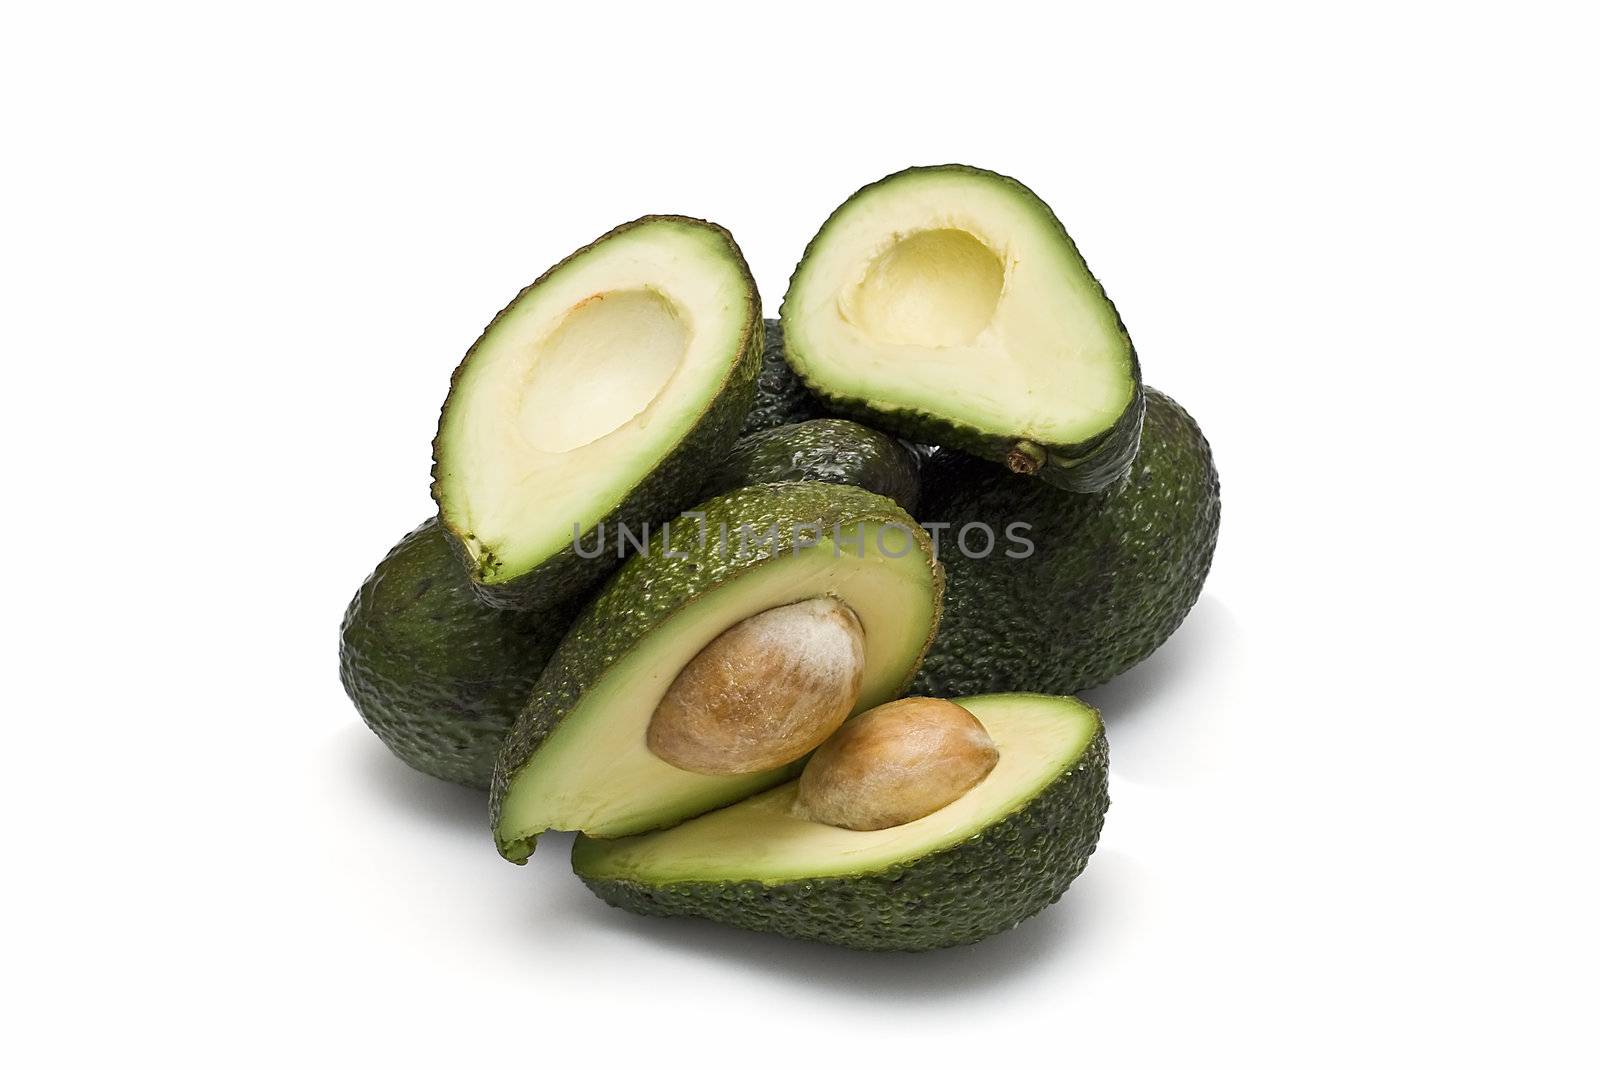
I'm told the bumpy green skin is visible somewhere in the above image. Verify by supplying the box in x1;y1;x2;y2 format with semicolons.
575;724;1109;952
338;519;583;789
913;390;1219;697
741;319;827;435
490;482;942;862
780;164;1143;493
701;418;922;514
431;216;762;611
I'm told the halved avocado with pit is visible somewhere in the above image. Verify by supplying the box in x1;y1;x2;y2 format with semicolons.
572;693;1109;951
490;482;943;863
781;165;1142;492
432;215;761;610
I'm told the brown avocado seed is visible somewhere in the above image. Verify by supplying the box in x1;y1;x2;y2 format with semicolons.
646;597;866;776
796;697;999;831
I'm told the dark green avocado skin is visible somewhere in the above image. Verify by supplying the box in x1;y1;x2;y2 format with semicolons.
575;726;1109;952
701;418;922;513
741;319;826;435
912;390;1219;697
338;518;584;789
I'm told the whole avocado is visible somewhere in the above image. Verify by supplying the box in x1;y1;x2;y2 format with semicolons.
700;417;922;513
741;319;826;435
912;389;1219;696
339;518;584;789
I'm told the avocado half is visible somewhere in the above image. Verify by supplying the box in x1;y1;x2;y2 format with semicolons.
338;518;583;788
432;216;761;610
573;693;1109;952
913;389;1220;697
700;418;922;514
781;165;1142;492
490;482;944;863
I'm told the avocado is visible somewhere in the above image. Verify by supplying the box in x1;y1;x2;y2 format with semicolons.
700;418;922;513
781;165;1143;492
491;482;944;863
573;693;1109;951
432;216;761;610
338;518;583;789
913;390;1219;697
742;319;826;435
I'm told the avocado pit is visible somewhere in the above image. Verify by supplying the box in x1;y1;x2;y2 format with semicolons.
647;597;866;776
796;696;999;831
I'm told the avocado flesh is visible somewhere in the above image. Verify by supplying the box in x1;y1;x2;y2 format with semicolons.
700;418;922;513
913;389;1219;697
338;518;584;789
742;319;826;435
573;694;1109;951
432;216;760;609
491;482;942;862
781;165;1142;492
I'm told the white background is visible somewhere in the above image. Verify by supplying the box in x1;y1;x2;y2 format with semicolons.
4;3;1596;1067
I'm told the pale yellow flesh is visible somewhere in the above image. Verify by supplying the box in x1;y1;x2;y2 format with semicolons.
438;221;748;576
788;170;1132;442
498;526;939;839
518;288;689;454
575;694;1099;883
